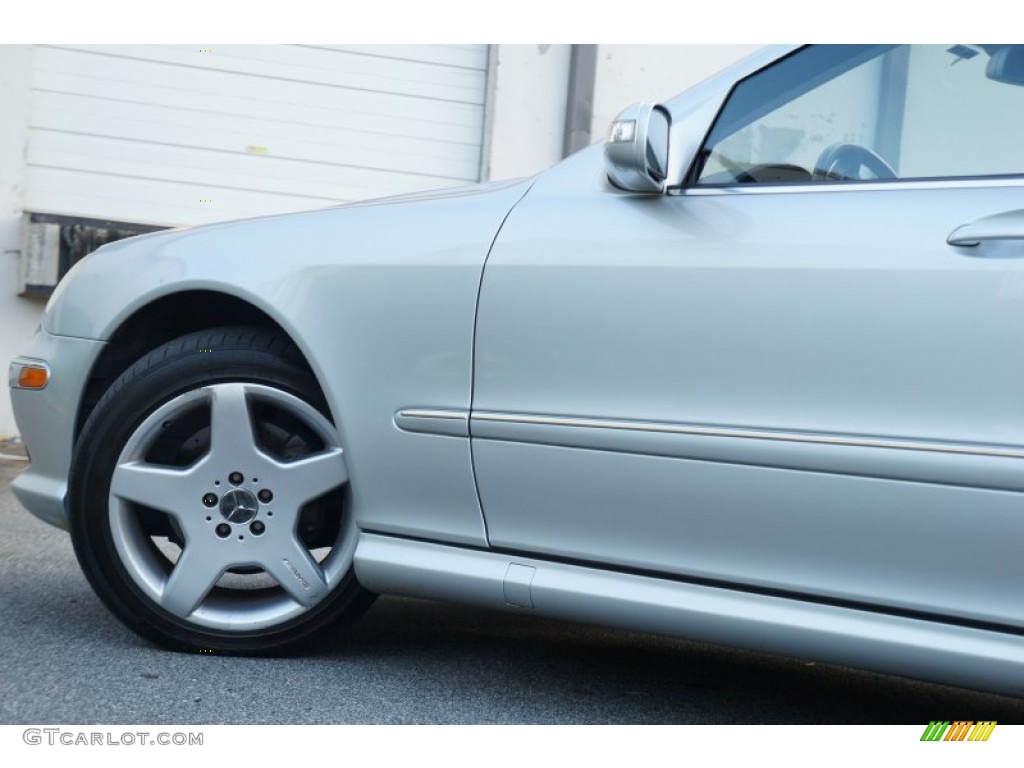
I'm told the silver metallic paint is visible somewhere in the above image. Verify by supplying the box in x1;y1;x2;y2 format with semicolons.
22;180;533;544
472;122;1024;638
603;102;667;193
472;439;1024;629
402;406;1024;490
10;330;106;529
11;44;1024;694
354;533;1024;697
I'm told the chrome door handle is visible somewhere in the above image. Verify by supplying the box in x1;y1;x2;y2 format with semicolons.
948;210;1024;246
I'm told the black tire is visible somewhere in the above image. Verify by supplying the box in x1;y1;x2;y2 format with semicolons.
69;326;374;654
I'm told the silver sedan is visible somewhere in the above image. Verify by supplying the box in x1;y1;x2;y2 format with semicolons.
10;44;1024;697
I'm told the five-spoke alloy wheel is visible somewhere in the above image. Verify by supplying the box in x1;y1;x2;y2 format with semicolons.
70;327;374;654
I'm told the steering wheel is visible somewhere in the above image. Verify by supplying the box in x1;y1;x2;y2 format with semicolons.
812;143;897;181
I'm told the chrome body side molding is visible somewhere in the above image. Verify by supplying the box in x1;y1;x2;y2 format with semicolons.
469;411;1024;492
471;411;1024;460
394;408;470;438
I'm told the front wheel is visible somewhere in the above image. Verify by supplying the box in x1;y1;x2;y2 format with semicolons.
69;327;374;654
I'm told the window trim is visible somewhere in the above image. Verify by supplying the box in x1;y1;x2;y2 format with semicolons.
672;175;1024;198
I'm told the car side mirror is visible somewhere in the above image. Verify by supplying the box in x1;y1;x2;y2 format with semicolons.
987;45;1024;86
604;103;671;193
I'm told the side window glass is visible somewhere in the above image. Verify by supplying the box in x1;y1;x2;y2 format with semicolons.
695;45;1024;185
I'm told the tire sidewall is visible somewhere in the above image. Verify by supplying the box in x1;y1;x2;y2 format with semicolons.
69;332;371;654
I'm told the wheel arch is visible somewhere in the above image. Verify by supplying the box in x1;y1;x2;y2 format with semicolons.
74;290;320;444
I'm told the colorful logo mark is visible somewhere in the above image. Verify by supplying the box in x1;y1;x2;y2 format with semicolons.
920;721;996;742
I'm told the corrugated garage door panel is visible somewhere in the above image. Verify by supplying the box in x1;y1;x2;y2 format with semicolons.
25;44;489;226
305;45;489;70
29;131;447;203
31;70;483;144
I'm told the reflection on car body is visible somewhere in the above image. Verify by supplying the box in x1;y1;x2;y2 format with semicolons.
10;44;1024;697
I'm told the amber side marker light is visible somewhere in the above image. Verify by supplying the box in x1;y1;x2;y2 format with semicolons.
9;361;50;390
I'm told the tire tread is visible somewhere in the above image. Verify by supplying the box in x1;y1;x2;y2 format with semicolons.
70;325;373;656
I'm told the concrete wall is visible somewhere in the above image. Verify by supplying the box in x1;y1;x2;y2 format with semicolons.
0;46;44;439
482;44;572;181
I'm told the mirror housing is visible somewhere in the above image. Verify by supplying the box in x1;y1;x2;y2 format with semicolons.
987;45;1024;87
604;103;671;193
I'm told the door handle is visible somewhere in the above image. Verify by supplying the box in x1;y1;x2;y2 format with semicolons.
948;209;1024;247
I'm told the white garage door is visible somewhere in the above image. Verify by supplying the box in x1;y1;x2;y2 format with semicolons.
24;44;489;227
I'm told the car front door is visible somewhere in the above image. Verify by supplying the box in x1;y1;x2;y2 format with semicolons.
471;44;1024;629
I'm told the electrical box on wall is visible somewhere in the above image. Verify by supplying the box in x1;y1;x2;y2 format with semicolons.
18;213;166;298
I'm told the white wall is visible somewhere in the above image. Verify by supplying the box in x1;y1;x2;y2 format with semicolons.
483;44;571;181
0;46;45;439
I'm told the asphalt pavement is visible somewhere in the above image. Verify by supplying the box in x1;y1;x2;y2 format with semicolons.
3;455;1024;724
